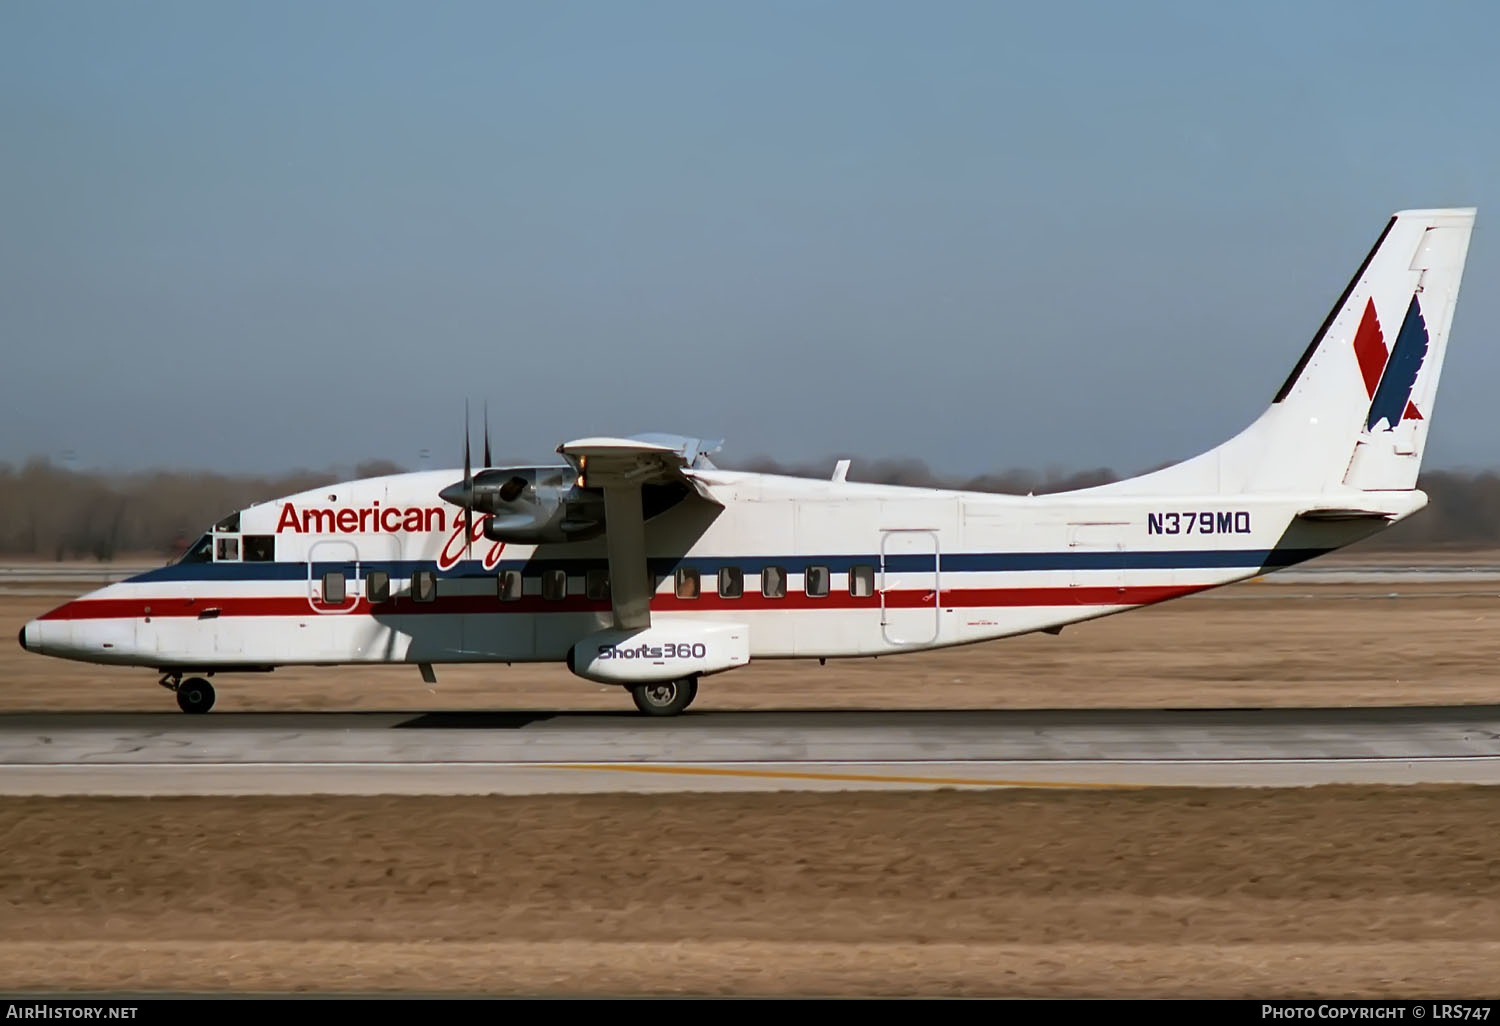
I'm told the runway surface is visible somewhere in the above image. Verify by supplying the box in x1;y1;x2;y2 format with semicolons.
3;706;1499;794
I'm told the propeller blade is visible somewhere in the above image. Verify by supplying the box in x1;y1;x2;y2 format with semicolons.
483;401;492;467
464;401;473;560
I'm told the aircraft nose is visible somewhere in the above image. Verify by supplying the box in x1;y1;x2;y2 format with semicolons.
19;621;37;653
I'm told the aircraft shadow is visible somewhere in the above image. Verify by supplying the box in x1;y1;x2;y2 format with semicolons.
7;705;1499;732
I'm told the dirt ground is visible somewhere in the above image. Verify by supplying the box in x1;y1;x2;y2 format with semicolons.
5;578;1500;713
7;567;1500;997
1;788;1497;996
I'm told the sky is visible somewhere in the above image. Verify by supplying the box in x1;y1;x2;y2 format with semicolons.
2;0;1498;480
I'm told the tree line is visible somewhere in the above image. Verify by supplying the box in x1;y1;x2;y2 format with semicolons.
1;455;1496;561
0;459;406;562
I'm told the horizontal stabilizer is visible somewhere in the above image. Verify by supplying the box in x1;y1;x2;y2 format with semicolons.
1294;489;1427;521
1294;508;1397;521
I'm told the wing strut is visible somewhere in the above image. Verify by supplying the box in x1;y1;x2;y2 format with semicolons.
602;484;652;629
556;435;726;631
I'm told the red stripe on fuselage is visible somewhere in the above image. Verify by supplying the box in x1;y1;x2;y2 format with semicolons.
37;584;1206;621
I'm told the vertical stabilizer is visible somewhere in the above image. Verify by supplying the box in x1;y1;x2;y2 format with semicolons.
1073;207;1475;498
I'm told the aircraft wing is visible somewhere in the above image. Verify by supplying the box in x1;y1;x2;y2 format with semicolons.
555;435;722;630
557;435;721;492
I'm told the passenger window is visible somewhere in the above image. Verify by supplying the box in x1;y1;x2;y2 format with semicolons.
761;566;786;599
412;570;436;603
215;537;239;562
675;567;700;599
322;571;346;604
366;570;390;604
718;566;743;598
586;569;610;600
850;564;874;597
805;565;829;597
242;535;275;562
543;568;567;600
498;570;522;601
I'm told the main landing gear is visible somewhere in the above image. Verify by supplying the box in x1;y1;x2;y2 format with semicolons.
630;675;698;717
160;672;216;714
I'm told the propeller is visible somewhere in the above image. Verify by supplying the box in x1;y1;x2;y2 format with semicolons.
463;400;473;560
438;399;499;562
484;401;492;468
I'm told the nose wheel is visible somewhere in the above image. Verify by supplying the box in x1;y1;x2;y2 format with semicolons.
160;674;216;714
631;676;698;716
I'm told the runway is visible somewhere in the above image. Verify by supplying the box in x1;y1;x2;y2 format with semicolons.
3;706;1499;795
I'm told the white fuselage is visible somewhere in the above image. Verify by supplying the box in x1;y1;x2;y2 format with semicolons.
17;205;1472;709
21;467;1389;676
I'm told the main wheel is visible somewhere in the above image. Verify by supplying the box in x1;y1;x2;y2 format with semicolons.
176;677;215;714
631;676;697;717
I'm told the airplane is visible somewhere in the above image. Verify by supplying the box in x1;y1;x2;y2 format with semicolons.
18;207;1477;716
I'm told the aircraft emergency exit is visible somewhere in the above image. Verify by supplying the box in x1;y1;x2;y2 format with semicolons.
19;207;1478;715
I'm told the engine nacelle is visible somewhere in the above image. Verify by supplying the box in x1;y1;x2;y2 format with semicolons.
441;466;694;545
462;466;606;544
567;621;750;684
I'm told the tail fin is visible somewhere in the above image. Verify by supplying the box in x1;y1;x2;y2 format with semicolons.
1077;207;1476;498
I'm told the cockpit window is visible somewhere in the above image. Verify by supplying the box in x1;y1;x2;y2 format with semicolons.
242;535;275;562
177;534;213;564
214;511;240;532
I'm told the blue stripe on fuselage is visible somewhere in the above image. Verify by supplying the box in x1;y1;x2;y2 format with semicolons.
126;547;1331;584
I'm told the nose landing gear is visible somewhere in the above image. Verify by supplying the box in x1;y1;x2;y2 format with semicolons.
159;672;216;714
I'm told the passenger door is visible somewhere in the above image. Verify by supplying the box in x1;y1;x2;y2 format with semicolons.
879;529;940;645
1066;522;1127;603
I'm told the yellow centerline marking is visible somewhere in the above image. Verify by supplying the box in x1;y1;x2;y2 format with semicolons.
551;763;1141;790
